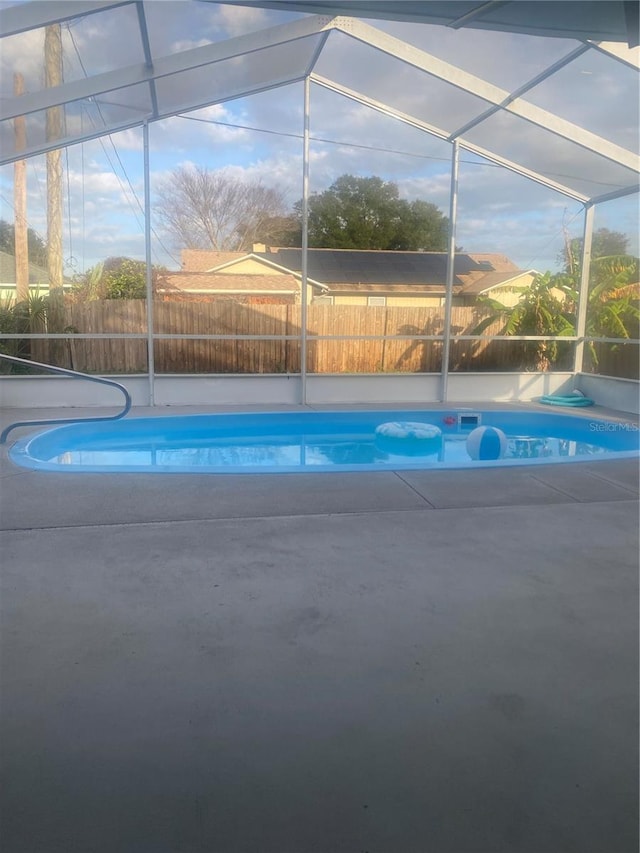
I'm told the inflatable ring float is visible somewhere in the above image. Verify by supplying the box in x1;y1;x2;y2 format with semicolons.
539;394;594;408
374;421;442;456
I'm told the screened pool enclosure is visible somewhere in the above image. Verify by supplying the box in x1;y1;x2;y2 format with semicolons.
1;0;638;409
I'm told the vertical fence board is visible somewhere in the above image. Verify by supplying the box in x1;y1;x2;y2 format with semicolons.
18;297;635;377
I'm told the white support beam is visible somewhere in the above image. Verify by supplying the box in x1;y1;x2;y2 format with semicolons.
333;17;640;174
591;185;640;205
0;119;142;166
588;40;640;70
440;140;459;402
310;74;590;202
214;2;635;43
0;0;133;37
143;121;155;406
0;75;306;165
135;0;159;118
2;62;149;122
304;30;332;76
1;14;336;121
301;76;311;405
451;43;592;139
310;72;450;139
574;204;595;374
448;1;510;30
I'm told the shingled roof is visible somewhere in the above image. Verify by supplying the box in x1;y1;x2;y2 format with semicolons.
158;272;302;293
0;250;50;285
253;248;509;287
180;249;246;272
178;247;536;298
458;270;537;296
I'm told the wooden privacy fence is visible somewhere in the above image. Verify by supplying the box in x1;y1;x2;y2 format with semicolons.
28;298;587;374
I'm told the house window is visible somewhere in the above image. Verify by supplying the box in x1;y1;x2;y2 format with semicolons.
314;295;334;304
367;296;386;307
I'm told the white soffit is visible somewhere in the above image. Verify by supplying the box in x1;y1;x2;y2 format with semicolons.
219;1;639;46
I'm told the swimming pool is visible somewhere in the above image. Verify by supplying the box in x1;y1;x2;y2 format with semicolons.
8;409;639;473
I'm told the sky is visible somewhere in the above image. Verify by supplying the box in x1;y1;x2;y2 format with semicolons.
0;0;638;276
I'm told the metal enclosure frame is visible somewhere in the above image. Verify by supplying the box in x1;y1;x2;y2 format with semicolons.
1;1;638;402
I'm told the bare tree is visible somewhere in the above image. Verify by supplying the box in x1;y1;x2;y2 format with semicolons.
154;166;288;252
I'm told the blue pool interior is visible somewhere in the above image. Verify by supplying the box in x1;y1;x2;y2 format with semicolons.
8;408;640;473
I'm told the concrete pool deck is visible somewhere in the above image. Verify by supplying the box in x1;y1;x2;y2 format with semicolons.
1;403;638;853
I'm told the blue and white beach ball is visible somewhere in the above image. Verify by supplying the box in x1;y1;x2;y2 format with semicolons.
466;425;508;461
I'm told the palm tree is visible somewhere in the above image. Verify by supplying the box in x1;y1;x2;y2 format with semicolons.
70;261;105;302
0;290;49;370
472;273;575;370
472;258;639;373
563;254;639;370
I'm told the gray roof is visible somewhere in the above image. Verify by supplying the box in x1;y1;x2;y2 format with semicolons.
255;249;491;286
0;251;50;285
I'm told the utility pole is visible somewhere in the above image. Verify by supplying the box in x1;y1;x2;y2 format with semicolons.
13;72;29;303
562;212;574;276
45;23;65;361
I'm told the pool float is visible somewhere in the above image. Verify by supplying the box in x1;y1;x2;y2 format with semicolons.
374;421;442;456
538;393;594;408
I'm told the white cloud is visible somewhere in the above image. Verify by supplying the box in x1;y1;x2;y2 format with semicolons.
169;37;212;52
107;128;145;152
208;4;270;37
1;27;45;90
1;3;636;276
397;173;451;205
68;170;123;195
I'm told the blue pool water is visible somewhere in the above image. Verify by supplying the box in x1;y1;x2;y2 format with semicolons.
8;409;639;473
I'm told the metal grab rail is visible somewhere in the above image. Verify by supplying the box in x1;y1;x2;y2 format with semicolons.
0;353;132;444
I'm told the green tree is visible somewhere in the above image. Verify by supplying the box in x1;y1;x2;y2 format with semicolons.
560;227;638;365
473;273;575;370
565;254;639;369
103;258;147;299
0;219;48;267
70;262;105;301
71;257;170;301
562;227;629;274
0;290;49;369
474;257;639;372
292;174;449;250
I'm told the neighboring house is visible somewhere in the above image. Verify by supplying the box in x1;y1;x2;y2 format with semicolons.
179;249;255;272
158;245;537;306
158;248;329;304
0;250;50;295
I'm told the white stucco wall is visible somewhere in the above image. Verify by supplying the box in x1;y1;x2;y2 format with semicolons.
575;373;640;414
0;371;583;409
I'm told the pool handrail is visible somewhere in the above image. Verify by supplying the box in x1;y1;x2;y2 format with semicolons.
0;353;132;444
